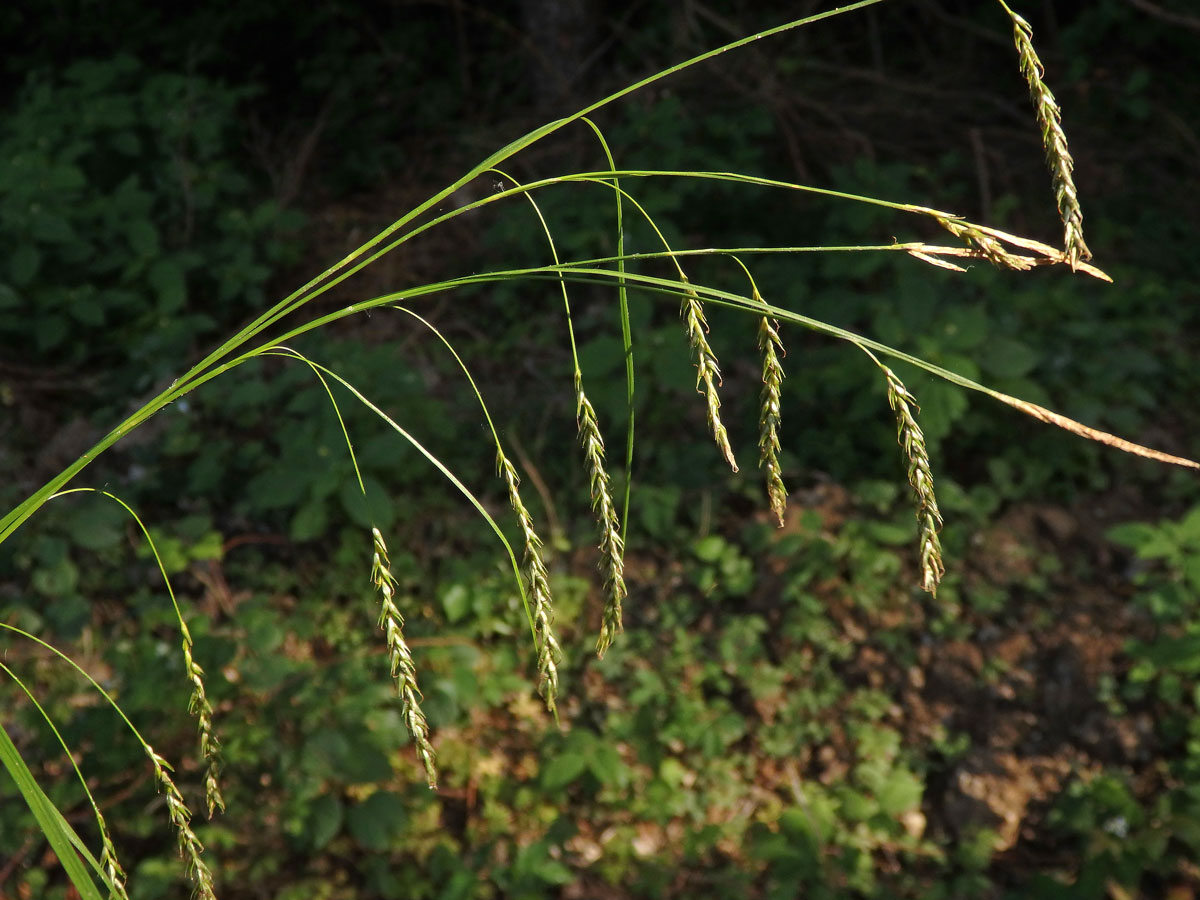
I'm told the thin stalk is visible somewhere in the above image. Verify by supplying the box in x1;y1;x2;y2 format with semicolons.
579;117;636;541
258;350;532;607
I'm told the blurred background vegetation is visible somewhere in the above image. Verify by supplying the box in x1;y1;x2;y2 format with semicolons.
3;1;1200;897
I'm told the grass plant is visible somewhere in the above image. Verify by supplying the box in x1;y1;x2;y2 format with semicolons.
3;2;1199;897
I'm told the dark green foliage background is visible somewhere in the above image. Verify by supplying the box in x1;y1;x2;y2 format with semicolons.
3;1;1200;898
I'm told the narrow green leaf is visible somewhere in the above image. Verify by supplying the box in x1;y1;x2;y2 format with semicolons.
0;726;105;900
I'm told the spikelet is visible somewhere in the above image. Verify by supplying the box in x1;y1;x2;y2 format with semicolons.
371;528;437;787
1001;2;1091;269
180;625;223;817
755;291;787;526
882;367;945;595
575;372;627;657
97;811;130;900
681;277;738;472
147;748;217;900
935;215;1032;272
497;450;563;711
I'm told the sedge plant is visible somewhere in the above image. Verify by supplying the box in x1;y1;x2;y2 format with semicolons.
2;3;1198;898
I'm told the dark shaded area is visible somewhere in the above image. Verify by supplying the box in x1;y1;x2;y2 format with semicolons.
3;1;1200;898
